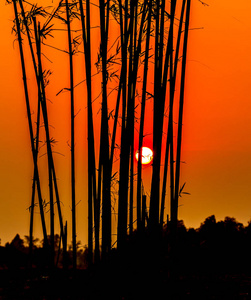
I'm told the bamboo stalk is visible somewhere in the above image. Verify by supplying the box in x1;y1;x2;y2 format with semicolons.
79;0;97;264
29;81;41;264
99;0;111;258
169;11;175;233
17;0;41;261
118;0;139;250
34;19;55;267
109;69;122;170
149;0;166;230
65;0;76;270
160;0;186;227
96;139;102;259
136;0;152;232
117;0;131;251
117;0;149;247
173;0;191;225
129;136;134;236
128;0;136;237
128;0;150;235
33;14;66;265
163;0;177;233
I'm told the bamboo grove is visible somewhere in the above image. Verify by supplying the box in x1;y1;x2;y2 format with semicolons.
9;0;192;268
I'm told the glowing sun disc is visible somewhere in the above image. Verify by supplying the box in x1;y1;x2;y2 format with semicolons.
135;147;153;165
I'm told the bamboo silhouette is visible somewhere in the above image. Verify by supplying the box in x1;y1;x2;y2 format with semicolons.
34;20;55;266
160;0;186;227
12;0;48;247
17;1;43;262
159;0;178;232
117;0;150;248
109;70;122;171
41;2;66;264
65;0;77;270
11;0;192;273
168;0;176;237
128;0;137;238
99;0;112;258
149;0;167;231
16;0;43;261
79;0;97;264
129;0;149;234
117;0;130;251
17;0;66;262
28;87;41;264
136;0;152;232
173;0;191;226
34;11;67;267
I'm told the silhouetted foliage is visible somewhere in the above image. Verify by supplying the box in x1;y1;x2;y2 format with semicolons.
1;214;251;298
0;215;244;273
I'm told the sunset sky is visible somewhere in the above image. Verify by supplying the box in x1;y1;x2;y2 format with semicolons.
0;0;251;247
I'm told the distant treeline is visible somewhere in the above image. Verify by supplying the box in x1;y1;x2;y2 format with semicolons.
166;215;251;276
1;215;251;274
0;234;88;270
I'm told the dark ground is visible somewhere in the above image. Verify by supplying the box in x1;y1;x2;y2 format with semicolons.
2;216;251;299
1;259;251;299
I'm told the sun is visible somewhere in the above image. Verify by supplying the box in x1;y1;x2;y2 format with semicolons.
135;147;153;165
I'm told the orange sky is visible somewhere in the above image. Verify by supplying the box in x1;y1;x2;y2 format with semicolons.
0;0;251;246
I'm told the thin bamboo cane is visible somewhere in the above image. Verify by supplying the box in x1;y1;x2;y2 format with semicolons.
159;0;177;229
29;83;41;264
149;0;166;230
128;0;136;237
136;0;152;232
169;12;175;231
65;0;76;270
111;0;148;236
109;69;122;170
128;0;150;235
118;0;148;247
32;14;66;262
34;20;55;267
161;0;177;231
17;1;41;261
99;0;111;258
79;0;97;264
173;0;191;225
168;0;177;230
117;0;131;251
160;0;186;226
129;136;134;236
